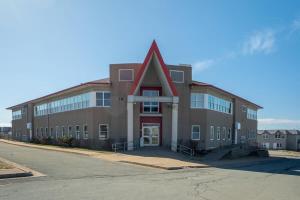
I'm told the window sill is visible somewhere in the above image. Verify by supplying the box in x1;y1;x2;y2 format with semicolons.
140;113;162;117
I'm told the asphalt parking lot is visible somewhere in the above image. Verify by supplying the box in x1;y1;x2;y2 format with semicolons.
0;142;299;200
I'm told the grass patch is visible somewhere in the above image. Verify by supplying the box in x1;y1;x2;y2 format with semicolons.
0;160;13;169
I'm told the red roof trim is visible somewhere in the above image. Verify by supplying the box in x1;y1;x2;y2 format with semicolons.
6;79;110;110
129;40;178;96
191;81;263;109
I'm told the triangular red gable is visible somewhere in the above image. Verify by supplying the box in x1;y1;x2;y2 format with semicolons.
129;40;178;96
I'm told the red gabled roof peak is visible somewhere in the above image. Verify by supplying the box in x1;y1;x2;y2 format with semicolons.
129;41;178;96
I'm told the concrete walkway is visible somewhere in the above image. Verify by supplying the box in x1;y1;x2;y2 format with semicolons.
0;139;208;170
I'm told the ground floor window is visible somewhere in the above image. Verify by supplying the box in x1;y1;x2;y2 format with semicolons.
62;126;65;137
210;126;214;140
68;126;72;137
222;127;226;140
227;128;231;140
40;128;44;137
75;125;80;139
83;125;88;139
191;125;200;140
99;124;109;140
36;128;39;137
55;126;59;138
45;127;48;137
217;127;221;140
50;128;54;138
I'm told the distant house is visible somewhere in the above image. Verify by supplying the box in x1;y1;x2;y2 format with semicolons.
0;126;12;139
257;130;300;151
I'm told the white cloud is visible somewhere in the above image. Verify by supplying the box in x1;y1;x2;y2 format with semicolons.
258;118;300;129
193;59;215;72
291;18;300;33
243;30;275;55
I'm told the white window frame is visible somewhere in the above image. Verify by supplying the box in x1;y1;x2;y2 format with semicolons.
191;125;201;140
61;126;65;137
228;128;232;140
75;125;80;140
119;69;134;82
142;90;160;113
210;126;214;140
99;124;109;140
68;126;72;137
83;124;88;139
170;70;184;83
55;126;59;139
222;127;226;140
217;127;221;140
190;93;204;109
96;91;111;107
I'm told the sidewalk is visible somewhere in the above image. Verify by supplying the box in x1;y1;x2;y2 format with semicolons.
0;157;33;179
0;139;208;170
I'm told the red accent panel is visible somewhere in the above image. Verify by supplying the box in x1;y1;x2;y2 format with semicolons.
140;117;162;146
129;40;178;96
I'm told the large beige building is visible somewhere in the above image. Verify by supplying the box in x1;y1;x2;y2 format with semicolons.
7;41;262;151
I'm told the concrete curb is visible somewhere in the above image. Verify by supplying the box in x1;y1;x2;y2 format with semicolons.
119;160;210;170
0;139;99;157
0;157;45;179
0;171;33;179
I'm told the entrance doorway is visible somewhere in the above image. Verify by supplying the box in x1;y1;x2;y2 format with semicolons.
142;123;160;146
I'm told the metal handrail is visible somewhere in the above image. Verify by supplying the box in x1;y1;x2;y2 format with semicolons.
178;144;195;157
112;142;127;152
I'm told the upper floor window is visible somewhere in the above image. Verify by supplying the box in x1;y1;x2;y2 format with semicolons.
119;69;134;81
191;125;200;140
12;110;22;120
170;70;184;83
143;90;159;113
96;92;111;107
191;93;204;108
247;108;257;120
208;95;232;114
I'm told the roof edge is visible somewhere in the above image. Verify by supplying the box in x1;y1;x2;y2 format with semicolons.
191;80;263;109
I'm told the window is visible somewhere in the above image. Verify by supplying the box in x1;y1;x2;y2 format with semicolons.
68;126;72;138
50;128;54;138
208;95;232;114
217;127;221;140
96;92;111;107
61;126;65;137
36;128;39;137
12;110;22;120
34;93;90;117
40;128;44;137
99;124;109;140
275;132;281;139
83;125;88;139
247;108;257;120
45;127;48;137
222;127;226;140
191;93;204;108
55;126;59;138
170;70;184;83
75;125;80;140
119;69;134;81
191;125;201;140
263;133;269;139
210;126;214;140
228;128;231;140
143;90;159;113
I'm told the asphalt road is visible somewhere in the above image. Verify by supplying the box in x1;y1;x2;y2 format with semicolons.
0;142;299;200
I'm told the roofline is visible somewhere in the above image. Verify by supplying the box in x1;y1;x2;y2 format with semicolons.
6;80;110;110
129;40;178;96
191;81;263;109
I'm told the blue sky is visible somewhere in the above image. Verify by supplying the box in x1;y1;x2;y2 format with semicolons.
0;0;300;129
